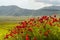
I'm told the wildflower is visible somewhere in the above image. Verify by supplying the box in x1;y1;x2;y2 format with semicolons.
26;34;30;40
52;18;58;23
28;21;33;26
21;24;26;28
21;21;27;28
9;33;14;37
30;18;35;21
11;29;17;34
42;16;48;20
28;27;33;32
21;21;27;25
44;31;48;37
16;25;21;30
39;18;43;23
4;34;9;39
48;22;53;26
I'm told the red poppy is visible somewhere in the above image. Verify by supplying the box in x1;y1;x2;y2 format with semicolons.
11;29;17;34
4;34;9;39
42;16;48;20
52;18;58;23
21;24;26;28
48;21;53;26
16;25;21;30
28;27;33;32
21;21;27;25
21;21;27;28
26;34;30;40
9;33;14;37
30;18;35;21
39;18;43;23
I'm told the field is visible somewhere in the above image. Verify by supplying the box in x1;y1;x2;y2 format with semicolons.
0;15;60;40
0;16;33;40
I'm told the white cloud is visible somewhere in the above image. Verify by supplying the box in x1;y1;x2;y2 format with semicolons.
25;0;52;10
35;0;60;5
49;0;53;2
50;0;60;1
0;0;53;10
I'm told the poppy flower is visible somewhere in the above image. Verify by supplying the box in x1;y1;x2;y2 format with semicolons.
9;33;14;37
28;21;33;26
52;18;58;23
16;26;21;30
28;27;33;32
30;18;35;21
39;18;43;23
11;29;17;34
26;34;30;40
4;34;9;39
48;21;53;26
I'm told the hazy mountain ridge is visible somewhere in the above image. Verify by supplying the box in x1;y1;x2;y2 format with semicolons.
0;5;60;16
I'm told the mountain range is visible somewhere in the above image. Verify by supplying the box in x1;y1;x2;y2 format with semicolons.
0;5;60;16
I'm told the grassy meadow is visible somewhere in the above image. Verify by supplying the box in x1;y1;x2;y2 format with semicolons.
0;15;60;40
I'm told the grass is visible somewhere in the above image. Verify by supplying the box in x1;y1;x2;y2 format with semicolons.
0;16;60;40
0;16;30;39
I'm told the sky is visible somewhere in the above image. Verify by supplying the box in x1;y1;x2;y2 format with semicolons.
36;0;60;5
0;0;59;10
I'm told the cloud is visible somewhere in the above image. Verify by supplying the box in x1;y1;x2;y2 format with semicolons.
18;0;52;9
26;0;52;9
35;0;60;5
0;0;52;10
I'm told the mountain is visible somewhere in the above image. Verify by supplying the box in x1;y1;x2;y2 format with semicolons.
34;6;60;16
0;5;60;16
0;5;34;16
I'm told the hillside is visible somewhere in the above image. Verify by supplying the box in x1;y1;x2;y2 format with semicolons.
0;5;60;16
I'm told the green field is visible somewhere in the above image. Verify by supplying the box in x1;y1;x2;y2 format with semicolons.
0;16;34;40
0;16;32;40
0;16;22;40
